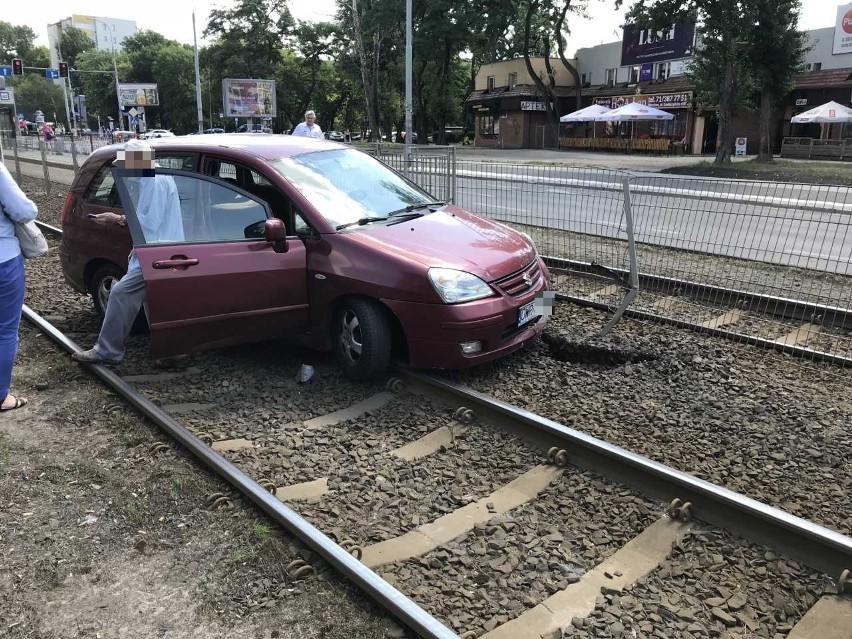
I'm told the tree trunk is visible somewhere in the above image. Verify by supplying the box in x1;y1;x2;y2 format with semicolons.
757;89;774;163
522;0;559;130
351;0;379;142
555;1;581;112
714;49;734;165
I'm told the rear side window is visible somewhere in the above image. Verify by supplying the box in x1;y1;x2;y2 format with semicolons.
86;164;120;207
156;155;198;170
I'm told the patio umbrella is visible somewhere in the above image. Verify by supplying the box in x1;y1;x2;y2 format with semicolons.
560;104;612;139
791;100;852;123
559;104;611;122
594;101;675;121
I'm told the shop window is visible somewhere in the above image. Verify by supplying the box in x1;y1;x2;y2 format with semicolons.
605;68;616;87
479;115;496;135
487;76;495;91
507;72;517;89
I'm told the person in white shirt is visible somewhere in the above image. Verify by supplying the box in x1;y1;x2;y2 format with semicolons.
73;140;184;365
291;110;324;139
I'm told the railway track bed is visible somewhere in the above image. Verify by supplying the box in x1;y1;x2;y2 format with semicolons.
9;177;852;638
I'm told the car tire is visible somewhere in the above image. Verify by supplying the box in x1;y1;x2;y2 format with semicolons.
334;298;392;381
90;263;148;333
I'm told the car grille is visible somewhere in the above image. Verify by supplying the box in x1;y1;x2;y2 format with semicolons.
493;260;542;298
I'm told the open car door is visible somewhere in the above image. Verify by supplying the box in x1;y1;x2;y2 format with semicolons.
113;167;309;359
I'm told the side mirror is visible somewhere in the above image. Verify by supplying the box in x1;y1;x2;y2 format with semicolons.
264;218;288;253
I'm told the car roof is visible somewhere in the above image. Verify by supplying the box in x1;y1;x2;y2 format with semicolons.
88;133;344;162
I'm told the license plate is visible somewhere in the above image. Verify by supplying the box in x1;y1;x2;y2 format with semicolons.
517;301;538;327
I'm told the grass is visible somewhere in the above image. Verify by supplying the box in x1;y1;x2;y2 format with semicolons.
662;157;852;186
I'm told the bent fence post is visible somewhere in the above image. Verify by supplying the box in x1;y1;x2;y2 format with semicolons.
599;175;639;335
39;139;51;196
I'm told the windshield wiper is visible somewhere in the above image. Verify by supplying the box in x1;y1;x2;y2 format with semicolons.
335;216;388;231
387;201;445;217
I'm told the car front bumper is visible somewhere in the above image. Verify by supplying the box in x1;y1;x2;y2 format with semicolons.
383;259;552;370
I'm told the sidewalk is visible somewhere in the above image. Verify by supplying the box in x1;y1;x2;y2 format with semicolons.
453;147;754;171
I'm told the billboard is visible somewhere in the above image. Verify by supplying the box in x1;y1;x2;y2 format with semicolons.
834;3;852;54
222;79;276;118
118;83;159;107
621;22;695;66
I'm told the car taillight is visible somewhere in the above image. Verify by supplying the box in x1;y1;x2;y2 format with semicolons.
60;193;73;225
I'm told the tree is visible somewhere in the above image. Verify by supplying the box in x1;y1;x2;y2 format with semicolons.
10;74;65;122
746;0;807;162
522;0;560;126
76;48;129;127
58;27;95;69
0;21;38;65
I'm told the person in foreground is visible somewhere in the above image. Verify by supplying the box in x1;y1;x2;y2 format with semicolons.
73;140;184;365
0;163;39;411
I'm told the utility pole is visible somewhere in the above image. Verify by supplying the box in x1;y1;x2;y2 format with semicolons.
193;10;204;134
404;0;412;174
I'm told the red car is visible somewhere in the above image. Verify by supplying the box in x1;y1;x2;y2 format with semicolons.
59;135;552;380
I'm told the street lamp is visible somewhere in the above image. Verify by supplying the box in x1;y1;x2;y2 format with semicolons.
94;18;123;131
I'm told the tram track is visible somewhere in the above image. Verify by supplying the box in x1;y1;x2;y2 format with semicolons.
22;220;852;638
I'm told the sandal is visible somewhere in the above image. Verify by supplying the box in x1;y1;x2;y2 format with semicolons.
1;396;28;412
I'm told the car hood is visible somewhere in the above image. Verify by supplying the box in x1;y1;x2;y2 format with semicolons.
347;205;535;282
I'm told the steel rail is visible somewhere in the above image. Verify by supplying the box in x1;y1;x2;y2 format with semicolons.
543;254;852;330
21;305;460;639
393;367;852;581
556;291;852;367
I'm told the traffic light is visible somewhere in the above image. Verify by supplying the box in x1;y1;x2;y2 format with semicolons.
12;59;23;75
59;62;68;78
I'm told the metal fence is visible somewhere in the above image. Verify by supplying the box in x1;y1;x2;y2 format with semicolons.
364;143;456;204
450;162;852;367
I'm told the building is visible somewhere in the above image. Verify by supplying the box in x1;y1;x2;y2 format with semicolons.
466;3;852;153
47;15;137;69
466;57;579;149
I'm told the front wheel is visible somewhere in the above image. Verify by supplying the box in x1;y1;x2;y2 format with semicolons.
334;299;392;381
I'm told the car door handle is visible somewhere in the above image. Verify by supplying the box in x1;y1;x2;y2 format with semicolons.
152;257;199;269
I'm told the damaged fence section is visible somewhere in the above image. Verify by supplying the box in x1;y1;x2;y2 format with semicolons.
449;162;852;367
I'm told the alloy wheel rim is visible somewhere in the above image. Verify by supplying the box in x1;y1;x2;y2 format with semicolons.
340;310;363;365
98;276;118;312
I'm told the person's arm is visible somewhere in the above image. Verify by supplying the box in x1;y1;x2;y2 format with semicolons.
0;164;38;223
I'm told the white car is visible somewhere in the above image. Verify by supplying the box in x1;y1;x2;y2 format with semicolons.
141;129;175;139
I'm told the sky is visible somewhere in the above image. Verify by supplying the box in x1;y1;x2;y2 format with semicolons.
5;0;839;58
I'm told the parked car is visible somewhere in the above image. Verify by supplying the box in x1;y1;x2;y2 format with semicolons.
58;136;551;380
203;127;225;134
327;130;345;142
141;129;175;139
237;123;272;134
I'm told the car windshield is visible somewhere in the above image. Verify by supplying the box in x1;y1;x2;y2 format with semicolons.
271;148;435;229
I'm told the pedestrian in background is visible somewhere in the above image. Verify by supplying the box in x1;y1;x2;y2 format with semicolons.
0;163;39;412
292;110;324;139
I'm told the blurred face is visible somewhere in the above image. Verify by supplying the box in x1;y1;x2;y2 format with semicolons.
116;149;155;174
306;114;316;126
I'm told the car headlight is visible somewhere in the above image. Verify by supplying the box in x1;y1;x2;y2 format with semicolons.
428;268;494;304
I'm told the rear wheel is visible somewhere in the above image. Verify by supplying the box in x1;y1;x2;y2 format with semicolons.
90;263;148;333
334;298;392;381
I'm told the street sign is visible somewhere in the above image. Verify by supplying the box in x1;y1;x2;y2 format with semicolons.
0;66;12;77
128;107;139;117
45;69;59;79
735;137;747;156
